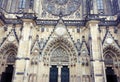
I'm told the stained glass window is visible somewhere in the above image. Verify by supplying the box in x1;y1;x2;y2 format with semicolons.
19;0;26;9
97;0;104;10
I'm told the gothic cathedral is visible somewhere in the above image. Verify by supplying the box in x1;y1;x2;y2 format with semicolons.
0;0;120;82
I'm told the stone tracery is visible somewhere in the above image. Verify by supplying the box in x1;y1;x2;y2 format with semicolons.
51;46;69;63
43;37;77;65
43;0;81;16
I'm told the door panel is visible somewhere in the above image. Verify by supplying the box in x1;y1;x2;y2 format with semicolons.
106;67;118;82
61;66;69;82
1;65;14;82
49;65;58;82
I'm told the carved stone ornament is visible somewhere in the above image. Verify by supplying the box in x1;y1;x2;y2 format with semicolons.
106;38;113;44
54;19;67;36
43;0;81;16
8;35;15;42
55;27;66;36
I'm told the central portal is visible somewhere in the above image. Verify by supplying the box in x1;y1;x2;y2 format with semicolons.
49;46;70;82
49;65;69;82
45;38;76;82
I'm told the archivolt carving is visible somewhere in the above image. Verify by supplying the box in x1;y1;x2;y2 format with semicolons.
103;45;120;77
44;37;76;56
0;43;17;64
103;45;120;68
43;37;77;64
103;45;120;58
0;43;17;55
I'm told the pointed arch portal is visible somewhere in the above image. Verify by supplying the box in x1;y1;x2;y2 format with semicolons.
44;37;76;82
44;37;77;64
1;65;14;82
49;65;69;82
103;46;119;82
0;44;17;82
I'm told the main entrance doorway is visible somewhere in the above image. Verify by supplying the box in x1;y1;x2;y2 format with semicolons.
106;67;117;82
49;65;69;82
103;48;119;82
0;44;17;82
49;65;58;82
61;66;69;82
1;65;14;82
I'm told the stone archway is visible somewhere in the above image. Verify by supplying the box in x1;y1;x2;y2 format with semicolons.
103;46;120;82
0;44;17;82
43;37;77;65
43;37;77;82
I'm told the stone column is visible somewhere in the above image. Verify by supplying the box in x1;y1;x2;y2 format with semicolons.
69;66;72;82
13;18;34;82
42;64;50;82
46;65;50;82
70;65;76;82
87;20;106;82
57;66;62;82
37;62;44;82
23;59;31;82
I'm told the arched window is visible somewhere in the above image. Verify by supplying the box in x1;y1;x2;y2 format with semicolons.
104;0;119;15
29;0;34;9
97;0;104;10
97;0;104;14
112;0;119;14
19;0;26;9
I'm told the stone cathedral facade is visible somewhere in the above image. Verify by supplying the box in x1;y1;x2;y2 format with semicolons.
0;0;120;82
